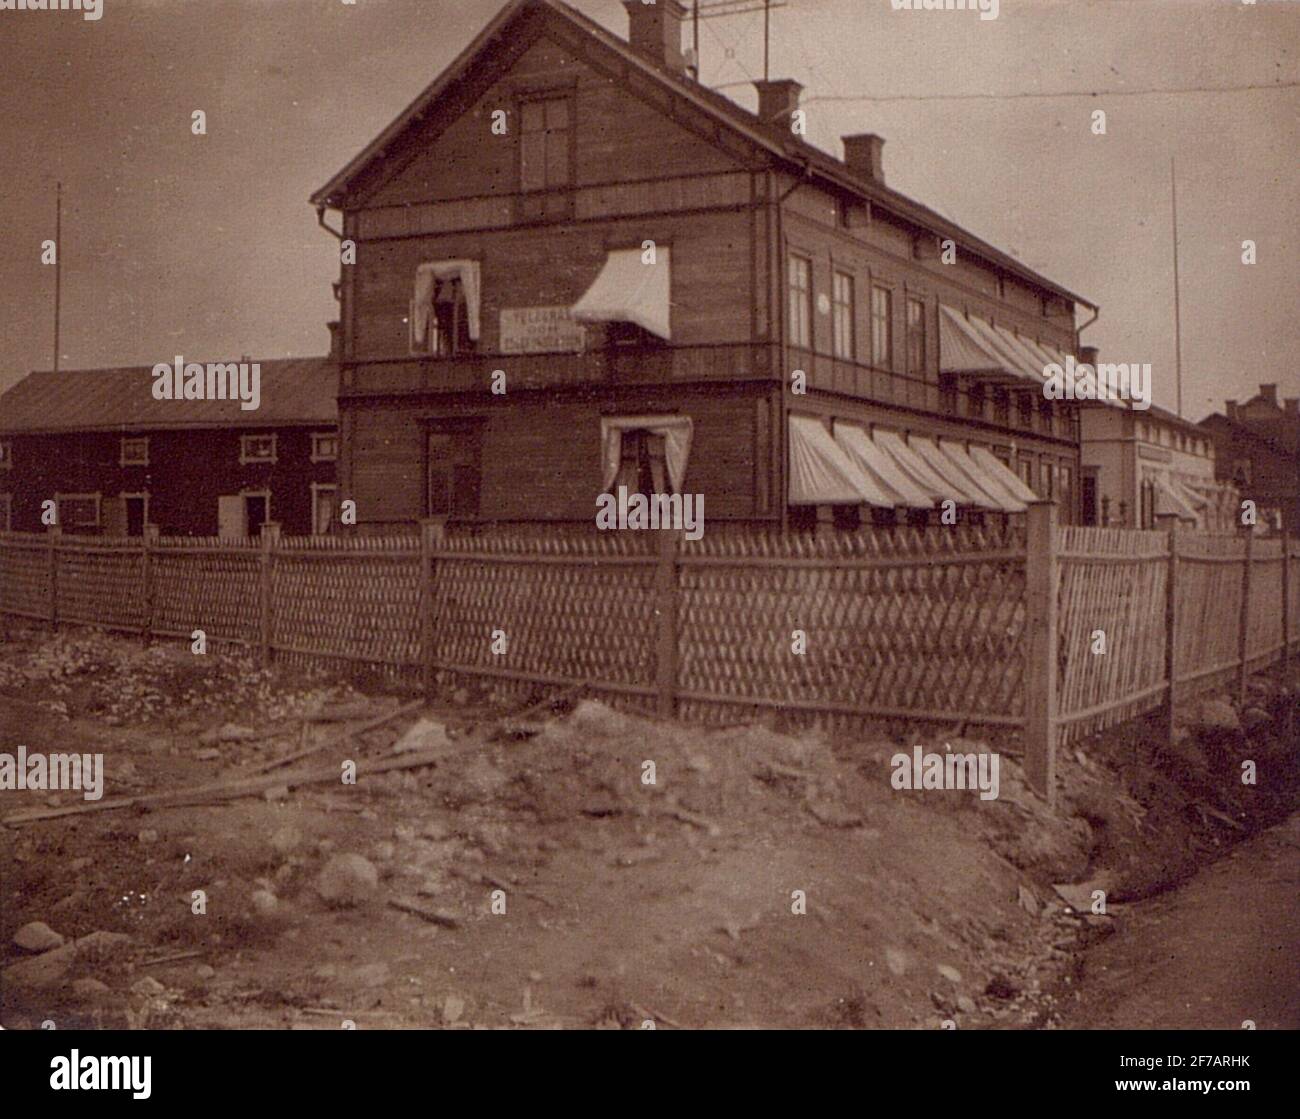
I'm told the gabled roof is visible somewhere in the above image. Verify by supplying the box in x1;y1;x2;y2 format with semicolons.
0;358;336;435
311;0;1091;310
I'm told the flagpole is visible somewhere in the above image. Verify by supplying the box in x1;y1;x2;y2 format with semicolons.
54;181;62;374
1170;157;1182;419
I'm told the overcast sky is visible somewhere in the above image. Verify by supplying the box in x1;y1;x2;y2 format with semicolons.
0;0;1295;420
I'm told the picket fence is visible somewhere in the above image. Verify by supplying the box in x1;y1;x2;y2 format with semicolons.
0;505;1295;806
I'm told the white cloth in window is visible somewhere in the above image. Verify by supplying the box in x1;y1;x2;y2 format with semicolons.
411;260;481;347
600;415;693;493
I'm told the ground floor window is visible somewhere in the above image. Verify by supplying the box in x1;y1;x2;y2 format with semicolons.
312;483;338;535
217;491;270;538
55;493;100;531
427;422;483;518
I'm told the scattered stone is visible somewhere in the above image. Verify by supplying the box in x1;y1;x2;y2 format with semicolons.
316;853;379;907
984;974;1020;1000
349;962;390;989
263;785;290;803
250;890;280;918
393;718;454;756
421;821;452;842
1193;699;1240;733
68;857;92;872
200;723;257;744
270;826;302;857
195;748;221;762
131;976;167;998
14;921;65;953
2;944;76;990
195;964;216;980
1017;885;1041;917
373;841;396;862
75;931;133;961
138;828;159;845
442;994;466;1023
956;995;977;1014
884;947;909;977
69;977;112;1002
937;964;963;984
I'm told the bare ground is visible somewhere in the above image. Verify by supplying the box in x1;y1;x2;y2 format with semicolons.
1;621;1296;1030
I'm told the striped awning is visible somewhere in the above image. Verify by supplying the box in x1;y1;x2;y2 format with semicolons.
939;440;1026;513
969;445;1040;504
939;304;1012;379
909;436;1004;509
788;415;880;505
832;423;934;509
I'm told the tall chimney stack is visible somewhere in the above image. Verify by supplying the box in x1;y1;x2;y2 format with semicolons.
1259;383;1278;406
842;133;886;185
622;0;687;75
1226;400;1238;421
753;79;803;129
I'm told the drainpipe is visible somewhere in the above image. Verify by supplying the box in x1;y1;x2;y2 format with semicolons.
775;158;814;531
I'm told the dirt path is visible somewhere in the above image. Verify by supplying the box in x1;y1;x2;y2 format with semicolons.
1058;813;1300;1031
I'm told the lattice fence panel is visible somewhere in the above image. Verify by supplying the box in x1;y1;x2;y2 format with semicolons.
677;522;1027;726
1056;527;1168;744
1245;539;1285;667
151;538;261;645
0;533;52;619
55;539;147;632
272;535;422;669
431;530;660;695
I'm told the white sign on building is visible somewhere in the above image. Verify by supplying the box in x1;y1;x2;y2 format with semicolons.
499;307;586;354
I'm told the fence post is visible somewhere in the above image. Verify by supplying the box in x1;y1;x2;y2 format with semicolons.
141;524;158;646
259;523;281;667
1162;519;1180;745
655;528;680;719
47;524;60;626
1236;526;1254;705
420;518;445;699
1023;501;1057;808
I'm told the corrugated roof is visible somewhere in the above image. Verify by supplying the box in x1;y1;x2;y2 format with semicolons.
311;0;1091;310
0;357;336;435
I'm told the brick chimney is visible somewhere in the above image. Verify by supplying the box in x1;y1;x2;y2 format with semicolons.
1285;397;1298;416
843;133;885;185
1080;345;1099;367
623;0;687;75
1226;400;1238;421
1259;383;1278;407
754;78;803;128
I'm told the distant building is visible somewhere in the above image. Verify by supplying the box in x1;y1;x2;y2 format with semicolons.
1200;383;1300;533
1078;352;1238;531
0;358;337;537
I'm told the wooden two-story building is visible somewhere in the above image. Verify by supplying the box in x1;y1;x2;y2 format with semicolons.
313;0;1093;532
0;358;338;537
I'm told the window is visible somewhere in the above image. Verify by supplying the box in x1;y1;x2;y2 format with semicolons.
870;285;892;368
427;423;483;518
939;372;958;414
424;277;472;357
0;440;12;469
0;493;10;531
410;262;479;356
1019;455;1035;495
1038;398;1053;434
906;296;926;374
966;382;985;420
1018;392;1034;428
1040;459;1055;501
55;493;100;530
612;430;672;495
1059;464;1074;522
787;255;811;349
240;434;277;464
992;387;1010;425
832;271;854;360
311;432;339;462
120;437;149;466
311;483;338;535
520;96;571;192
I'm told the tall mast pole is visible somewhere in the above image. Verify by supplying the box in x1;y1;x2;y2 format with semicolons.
54;181;63;374
1170;157;1183;419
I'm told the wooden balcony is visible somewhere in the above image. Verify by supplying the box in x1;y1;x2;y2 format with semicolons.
340;341;781;396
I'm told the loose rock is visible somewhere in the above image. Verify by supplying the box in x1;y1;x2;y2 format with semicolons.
14;921;65;953
316;853;380;907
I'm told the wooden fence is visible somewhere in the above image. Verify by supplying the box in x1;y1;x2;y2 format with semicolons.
0;505;1295;807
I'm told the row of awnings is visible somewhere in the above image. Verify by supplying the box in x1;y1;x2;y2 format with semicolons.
939;303;1073;389
789;415;1039;513
1146;469;1210;523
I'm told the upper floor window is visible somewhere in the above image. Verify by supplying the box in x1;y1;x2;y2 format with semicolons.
410;261;480;357
311;432;339;462
832;270;854;360
992;387;1010;425
520;96;571;193
906;296;926;374
0;440;10;470
1018;392;1034;429
240;434;277;465
1038;397;1053;434
120;437;149;466
787;255;812;349
870;285;892;369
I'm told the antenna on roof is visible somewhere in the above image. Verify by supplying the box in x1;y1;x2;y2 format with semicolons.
696;0;786;85
53;181;62;375
1170;156;1183;420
